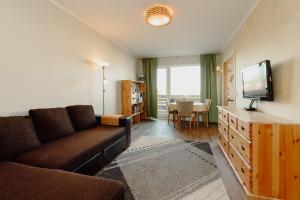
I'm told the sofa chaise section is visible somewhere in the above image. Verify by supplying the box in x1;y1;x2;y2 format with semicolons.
14;126;126;171
0;161;124;200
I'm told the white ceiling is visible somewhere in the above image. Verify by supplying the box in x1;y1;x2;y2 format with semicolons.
52;0;257;58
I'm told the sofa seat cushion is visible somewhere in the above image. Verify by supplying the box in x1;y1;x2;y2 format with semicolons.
66;105;97;131
0;162;124;200
14;126;126;171
29;108;75;143
0;116;41;161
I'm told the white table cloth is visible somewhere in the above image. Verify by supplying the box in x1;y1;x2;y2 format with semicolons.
169;102;207;112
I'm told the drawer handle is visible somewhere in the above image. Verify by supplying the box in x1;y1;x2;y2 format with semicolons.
223;128;226;132
224;143;227;146
231;119;234;123
241;126;245;131
231;135;234;139
231;153;234;158
241;145;245;151
241;168;245;174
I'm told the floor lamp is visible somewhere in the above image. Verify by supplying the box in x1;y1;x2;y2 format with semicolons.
100;62;109;115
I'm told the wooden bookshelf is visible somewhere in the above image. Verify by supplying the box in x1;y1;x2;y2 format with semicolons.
121;80;147;123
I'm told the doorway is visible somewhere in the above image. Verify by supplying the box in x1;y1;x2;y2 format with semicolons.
223;54;236;107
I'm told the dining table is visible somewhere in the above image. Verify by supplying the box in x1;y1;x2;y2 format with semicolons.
169;102;207;112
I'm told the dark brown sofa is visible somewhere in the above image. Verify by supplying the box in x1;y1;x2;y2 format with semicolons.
0;105;132;200
0;162;124;200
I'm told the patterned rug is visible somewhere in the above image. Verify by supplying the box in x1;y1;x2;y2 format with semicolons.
96;136;229;200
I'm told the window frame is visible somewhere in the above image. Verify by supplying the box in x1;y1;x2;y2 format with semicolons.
157;68;167;96
157;64;201;100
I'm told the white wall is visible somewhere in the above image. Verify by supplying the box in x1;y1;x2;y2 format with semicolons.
158;56;200;67
221;0;300;122
0;0;137;116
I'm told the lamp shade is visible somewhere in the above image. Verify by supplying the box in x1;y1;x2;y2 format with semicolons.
145;5;173;27
98;62;110;68
216;65;222;72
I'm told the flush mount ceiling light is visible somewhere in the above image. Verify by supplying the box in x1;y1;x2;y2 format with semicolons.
145;5;173;27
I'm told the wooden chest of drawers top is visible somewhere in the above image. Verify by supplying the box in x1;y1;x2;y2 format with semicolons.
217;106;296;125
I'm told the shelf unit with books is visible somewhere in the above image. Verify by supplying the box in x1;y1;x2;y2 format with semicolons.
121;80;147;123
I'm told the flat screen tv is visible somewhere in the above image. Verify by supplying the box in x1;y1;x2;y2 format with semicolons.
241;60;273;111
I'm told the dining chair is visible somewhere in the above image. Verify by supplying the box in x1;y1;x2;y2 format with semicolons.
176;101;196;131
200;99;212;128
166;98;176;126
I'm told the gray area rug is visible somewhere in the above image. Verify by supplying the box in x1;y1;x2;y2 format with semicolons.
97;136;229;200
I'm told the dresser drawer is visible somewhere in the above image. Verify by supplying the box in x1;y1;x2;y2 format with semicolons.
222;110;229;123
229;144;252;192
218;108;223;117
229;114;237;129
218;131;228;155
218;119;222;133
218;119;228;139
229;128;252;165
237;119;251;140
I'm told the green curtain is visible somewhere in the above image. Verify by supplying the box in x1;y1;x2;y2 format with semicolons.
142;58;158;118
200;54;218;123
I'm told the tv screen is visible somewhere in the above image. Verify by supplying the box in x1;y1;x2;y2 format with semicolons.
242;60;273;101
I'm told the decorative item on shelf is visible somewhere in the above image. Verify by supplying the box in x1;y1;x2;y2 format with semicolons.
131;84;140;105
139;93;143;103
137;59;144;81
98;61;110;115
145;4;174;27
133;105;139;114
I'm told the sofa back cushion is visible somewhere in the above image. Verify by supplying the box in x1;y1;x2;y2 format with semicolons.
66;105;97;131
0;116;41;160
29;108;75;143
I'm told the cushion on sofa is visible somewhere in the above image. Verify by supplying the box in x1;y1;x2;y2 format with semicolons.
0;162;124;200
29;108;75;143
0;117;41;161
14;126;126;171
66;105;97;131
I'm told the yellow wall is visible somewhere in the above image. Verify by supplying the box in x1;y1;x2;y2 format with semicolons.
221;0;300;122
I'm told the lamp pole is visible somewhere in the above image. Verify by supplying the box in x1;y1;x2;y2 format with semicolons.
98;62;109;116
102;65;105;115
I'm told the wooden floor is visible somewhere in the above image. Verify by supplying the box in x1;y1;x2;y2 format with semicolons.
132;119;247;200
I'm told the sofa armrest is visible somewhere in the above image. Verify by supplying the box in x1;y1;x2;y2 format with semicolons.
96;115;132;147
98;115;122;126
96;115;131;126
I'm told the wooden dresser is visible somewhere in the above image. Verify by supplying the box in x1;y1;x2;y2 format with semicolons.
217;106;300;200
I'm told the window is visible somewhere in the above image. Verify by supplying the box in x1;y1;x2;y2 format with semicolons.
157;65;201;119
157;68;167;95
170;66;200;96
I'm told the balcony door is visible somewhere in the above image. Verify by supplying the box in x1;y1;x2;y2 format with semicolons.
157;65;201;119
